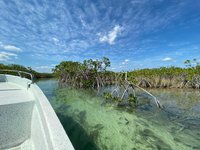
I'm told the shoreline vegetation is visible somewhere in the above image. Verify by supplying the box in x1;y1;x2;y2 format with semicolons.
129;66;200;89
53;58;200;89
1;58;200;89
0;64;53;79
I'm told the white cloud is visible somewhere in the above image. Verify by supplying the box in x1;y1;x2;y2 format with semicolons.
50;64;57;67
52;37;60;46
2;45;21;52
35;66;52;69
52;37;59;43
162;57;173;61
99;25;123;45
34;65;54;73
0;51;17;62
122;59;129;65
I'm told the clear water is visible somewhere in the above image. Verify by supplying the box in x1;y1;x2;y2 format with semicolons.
36;79;200;150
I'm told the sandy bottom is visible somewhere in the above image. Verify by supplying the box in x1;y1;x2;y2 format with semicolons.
36;80;200;150
47;87;200;150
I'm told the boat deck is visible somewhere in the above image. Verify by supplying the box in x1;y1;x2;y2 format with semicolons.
0;82;35;150
0;82;34;105
0;74;74;150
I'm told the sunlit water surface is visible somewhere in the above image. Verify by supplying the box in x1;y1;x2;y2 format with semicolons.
36;79;200;150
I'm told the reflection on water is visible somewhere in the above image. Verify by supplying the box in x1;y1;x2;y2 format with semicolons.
37;79;200;150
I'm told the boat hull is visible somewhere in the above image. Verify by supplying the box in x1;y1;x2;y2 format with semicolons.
0;74;74;150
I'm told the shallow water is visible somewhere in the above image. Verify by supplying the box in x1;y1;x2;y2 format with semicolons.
36;79;200;150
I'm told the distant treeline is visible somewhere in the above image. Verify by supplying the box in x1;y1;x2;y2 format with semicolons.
128;66;200;89
0;64;54;79
1;58;200;89
54;58;200;89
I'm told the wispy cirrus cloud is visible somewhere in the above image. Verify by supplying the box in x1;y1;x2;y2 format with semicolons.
0;42;21;62
0;0;199;71
1;44;21;52
0;51;17;62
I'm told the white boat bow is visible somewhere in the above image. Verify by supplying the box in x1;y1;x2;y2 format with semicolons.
0;71;74;150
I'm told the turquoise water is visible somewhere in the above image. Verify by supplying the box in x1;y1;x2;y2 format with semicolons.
36;79;200;150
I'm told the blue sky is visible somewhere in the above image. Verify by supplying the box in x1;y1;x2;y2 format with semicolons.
0;0;200;72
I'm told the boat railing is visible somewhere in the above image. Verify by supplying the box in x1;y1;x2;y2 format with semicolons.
0;69;34;84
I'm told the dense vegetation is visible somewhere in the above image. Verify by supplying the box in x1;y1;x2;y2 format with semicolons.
53;58;140;107
52;58;200;110
1;58;199;89
53;57;116;88
0;63;53;79
54;58;200;89
129;59;200;89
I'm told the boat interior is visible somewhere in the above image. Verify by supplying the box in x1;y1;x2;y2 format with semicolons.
0;72;74;150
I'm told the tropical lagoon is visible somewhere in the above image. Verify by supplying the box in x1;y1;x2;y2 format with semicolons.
37;79;200;150
1;0;200;149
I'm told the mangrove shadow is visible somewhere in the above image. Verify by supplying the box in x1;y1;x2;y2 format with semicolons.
57;113;99;150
